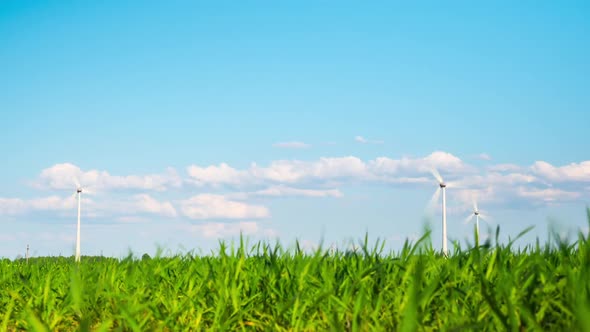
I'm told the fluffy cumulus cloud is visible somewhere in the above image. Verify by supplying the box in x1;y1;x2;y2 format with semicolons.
531;161;590;182
35;163;182;191
180;152;589;209
368;151;467;178
252;186;343;198
446;175;583;212
488;164;523;172
229;185;343;199
0;196;77;216
78;194;178;219
0;193;178;219
129;194;177;217
180;194;270;220
179;221;278;239
516;187;581;203
28;196;78;211
187;157;370;186
455;172;538;191
251;156;368;183
409;157;588;210
186;163;246;187
6;152;590;222
249;160;312;183
185;152;467;187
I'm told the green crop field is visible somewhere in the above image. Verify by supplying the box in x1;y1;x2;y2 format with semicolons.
2;212;590;331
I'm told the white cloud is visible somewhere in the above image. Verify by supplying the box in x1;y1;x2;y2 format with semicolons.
449;173;583;211
476;153;492;161
249;160;310;183
255;186;343;198
531;161;590;182
186;152;471;189
78;194;178;219
182;221;278;239
355;136;384;144
0;196;77;215
9;153;590;221
369;151;467;178
355;136;369;144
239;185;343;198
488;172;537;185
259;156;368;183
424;151;466;171
130;194;177;217
28;196;77;211
0;198;27;215
517;187;581;203
314;157;368;178
488;164;523;172
447;171;545;209
456;173;538;190
0;193;176;219
186;163;246;187
272;141;311;149
180;194;270;220
35;163;182;191
187;156;370;186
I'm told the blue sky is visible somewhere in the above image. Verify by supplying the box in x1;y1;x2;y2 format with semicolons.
1;1;589;258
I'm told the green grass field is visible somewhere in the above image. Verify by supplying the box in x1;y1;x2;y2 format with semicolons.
2;212;590;331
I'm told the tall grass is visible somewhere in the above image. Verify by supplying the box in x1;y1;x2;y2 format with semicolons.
1;211;589;331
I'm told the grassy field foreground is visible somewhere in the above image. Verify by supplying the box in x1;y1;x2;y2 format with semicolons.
2;215;590;331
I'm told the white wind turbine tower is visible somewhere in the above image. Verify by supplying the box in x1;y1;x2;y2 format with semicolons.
429;168;448;255
464;197;491;242
72;179;92;262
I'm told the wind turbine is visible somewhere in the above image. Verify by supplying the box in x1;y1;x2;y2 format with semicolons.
429;168;448;255
72;179;92;262
464;197;491;242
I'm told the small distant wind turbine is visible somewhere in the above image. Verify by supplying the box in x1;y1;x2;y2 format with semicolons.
464;197;491;242
429;168;448;255
72;178;93;262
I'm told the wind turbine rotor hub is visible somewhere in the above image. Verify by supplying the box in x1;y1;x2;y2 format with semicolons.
77;188;82;193
439;183;446;188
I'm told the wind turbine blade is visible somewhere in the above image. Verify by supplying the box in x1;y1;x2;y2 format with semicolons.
73;177;81;189
464;214;474;224
472;197;479;213
428;187;441;210
430;168;443;184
